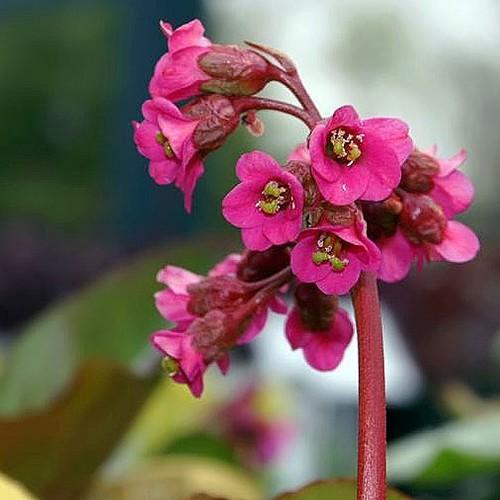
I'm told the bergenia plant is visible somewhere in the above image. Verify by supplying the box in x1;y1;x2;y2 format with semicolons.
133;19;479;499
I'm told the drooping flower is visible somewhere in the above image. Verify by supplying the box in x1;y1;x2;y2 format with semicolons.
286;307;353;371
290;217;381;295
133;95;239;211
364;147;479;282
151;329;229;398
222;151;304;251
309;105;412;205
150;19;273;102
285;283;353;371
376;193;479;282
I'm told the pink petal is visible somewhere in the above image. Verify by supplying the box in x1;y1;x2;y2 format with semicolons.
239;308;268;344
288;143;311;163
157;113;198;158
325;105;360;130
242;225;272;251
291;236;332;283
315;163;369;205
235;151;280;182
309;124;342;183
316;256;361;295
133;121;166;161
431;170;474;217
150;330;184;359
216;354;231;375
361;117;412;164
222;181;264;228
303;309;353;371
285;307;313;349
156;265;201;293
359;134;401;201
154;289;193;328
168;19;211;53
177;156;204;213
209;253;241;277
269;295;288;314
434;221;480;263
437;148;467;176
377;230;414;283
262;215;301;245
148;159;179;185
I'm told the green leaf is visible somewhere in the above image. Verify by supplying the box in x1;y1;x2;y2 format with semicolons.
0;360;155;500
388;413;500;486
274;479;409;499
0;238;231;415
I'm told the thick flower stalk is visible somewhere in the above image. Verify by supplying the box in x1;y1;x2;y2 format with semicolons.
133;18;480;500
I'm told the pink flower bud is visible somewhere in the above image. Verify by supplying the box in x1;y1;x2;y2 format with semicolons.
198;45;273;96
399;193;447;245
400;149;440;193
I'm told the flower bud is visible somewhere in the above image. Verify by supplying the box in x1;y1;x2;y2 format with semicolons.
237;246;290;282
400;150;440;193
399;193;447;245
186;276;248;316
362;194;402;240
198;45;273;96
183;95;240;151
189;309;248;361
294;283;338;331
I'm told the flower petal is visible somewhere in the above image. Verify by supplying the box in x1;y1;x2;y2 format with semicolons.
434;221;480;263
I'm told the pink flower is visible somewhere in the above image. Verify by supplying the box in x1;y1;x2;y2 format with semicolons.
222;151;304;251
377;196;479;282
286;306;353;371
151;329;229;398
150;19;272;101
149;19;212;101
133;95;239;212
427;147;474;218
291;220;381;295
369;147;479;282
309;105;412;205
288;143;311;164
154;265;201;331
133;97;203;212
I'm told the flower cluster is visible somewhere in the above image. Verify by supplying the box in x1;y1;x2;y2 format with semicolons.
134;19;479;396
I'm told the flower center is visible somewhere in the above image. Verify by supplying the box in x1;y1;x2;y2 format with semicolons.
312;233;349;272
156;132;176;159
256;180;294;215
161;356;179;376
327;128;364;166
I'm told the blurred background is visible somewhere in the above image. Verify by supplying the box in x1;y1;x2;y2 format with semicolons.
1;0;500;499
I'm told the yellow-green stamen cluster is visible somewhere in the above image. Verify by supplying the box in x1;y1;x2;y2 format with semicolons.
312;233;349;272
156;132;176;159
161;356;179;376
256;180;293;215
329;128;364;166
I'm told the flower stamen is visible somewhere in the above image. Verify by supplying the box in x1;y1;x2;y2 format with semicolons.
312;233;349;272
256;180;294;215
156;132;176;159
328;128;364;166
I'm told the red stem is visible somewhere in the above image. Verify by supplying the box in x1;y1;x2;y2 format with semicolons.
234;96;317;129
351;271;386;500
274;70;322;122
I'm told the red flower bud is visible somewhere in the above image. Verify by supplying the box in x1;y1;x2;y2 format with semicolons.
183;95;240;151
237;246;290;283
186;276;249;316
198;45;273;96
294;283;338;331
362;194;403;240
399;193;447;245
400;150;440;193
